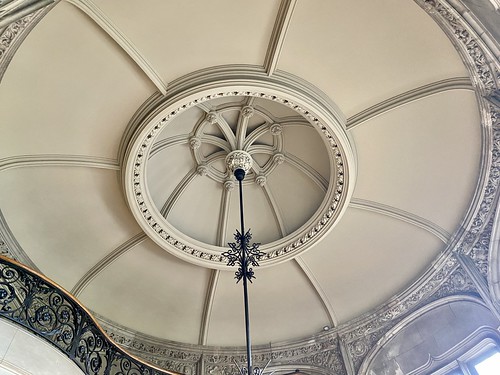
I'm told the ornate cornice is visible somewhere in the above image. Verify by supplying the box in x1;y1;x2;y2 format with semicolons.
470;214;495;277
97;253;479;375
99;312;348;375
0;4;53;83
416;0;499;94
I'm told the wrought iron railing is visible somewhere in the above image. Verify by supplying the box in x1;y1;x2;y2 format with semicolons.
0;255;180;375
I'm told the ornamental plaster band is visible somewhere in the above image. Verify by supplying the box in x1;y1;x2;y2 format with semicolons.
123;78;356;269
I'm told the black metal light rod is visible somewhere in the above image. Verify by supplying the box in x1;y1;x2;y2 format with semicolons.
234;168;253;375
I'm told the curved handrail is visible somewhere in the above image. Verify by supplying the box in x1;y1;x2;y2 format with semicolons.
0;255;181;375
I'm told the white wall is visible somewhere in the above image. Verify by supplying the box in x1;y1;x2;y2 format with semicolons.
0;318;83;375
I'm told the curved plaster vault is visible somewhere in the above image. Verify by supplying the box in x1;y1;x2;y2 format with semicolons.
0;0;499;374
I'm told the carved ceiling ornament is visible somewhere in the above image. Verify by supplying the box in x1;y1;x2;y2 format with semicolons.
122;75;355;269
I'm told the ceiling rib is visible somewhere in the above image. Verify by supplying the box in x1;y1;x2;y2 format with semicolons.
212;115;237;150
0;154;119;172
258;182;337;328
346;77;473;130
263;0;297;76
285;153;328;192
199;187;231;345
71;232;147;297
160;168;199;218
150;135;189;158
235;98;254;149
261;184;288;237
254;157;338;327
295;256;338;328
242;120;309;150
150;135;231;160
216;185;232;246
256;183;339;327
349;198;451;243
241;121;269;149
0;209;39;271
66;0;168;95
199;269;220;346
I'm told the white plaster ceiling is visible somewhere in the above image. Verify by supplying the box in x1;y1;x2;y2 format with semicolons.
0;0;482;349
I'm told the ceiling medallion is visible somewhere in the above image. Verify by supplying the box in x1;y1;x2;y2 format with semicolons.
122;74;356;269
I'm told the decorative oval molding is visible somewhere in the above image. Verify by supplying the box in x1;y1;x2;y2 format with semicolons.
121;70;356;269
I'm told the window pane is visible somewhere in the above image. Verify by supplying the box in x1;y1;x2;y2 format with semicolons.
475;351;500;375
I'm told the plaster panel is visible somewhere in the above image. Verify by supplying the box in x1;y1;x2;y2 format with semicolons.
0;1;155;160
278;0;468;117
281;125;331;184
0;167;142;289
1;323;83;374
147;144;195;210
208;260;329;346
301;208;443;323
90;0;280;82
264;162;325;236
168;175;222;246
0;320;16;361
224;182;282;246
79;238;210;345
350;90;481;233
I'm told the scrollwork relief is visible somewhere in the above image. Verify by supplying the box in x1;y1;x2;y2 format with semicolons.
0;10;46;82
468;215;494;277
0;238;11;258
273;337;347;375
417;0;497;93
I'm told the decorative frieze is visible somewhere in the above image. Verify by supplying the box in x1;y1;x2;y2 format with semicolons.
0;10;44;82
469;215;495;277
0;237;11;258
101;313;347;375
417;0;497;93
413;0;500;261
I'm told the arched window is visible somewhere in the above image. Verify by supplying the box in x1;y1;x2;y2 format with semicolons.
468;347;500;375
431;339;500;375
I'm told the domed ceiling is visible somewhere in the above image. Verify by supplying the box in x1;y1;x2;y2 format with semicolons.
0;0;493;357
